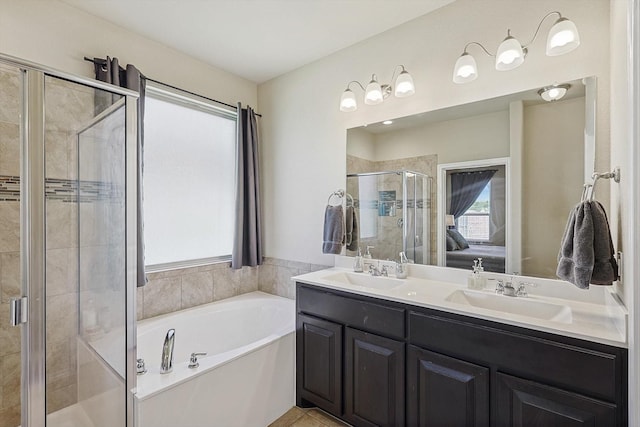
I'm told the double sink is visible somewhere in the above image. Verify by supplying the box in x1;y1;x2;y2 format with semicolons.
322;271;574;325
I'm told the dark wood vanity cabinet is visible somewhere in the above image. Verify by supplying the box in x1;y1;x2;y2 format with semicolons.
295;282;628;427
344;327;405;427
495;373;617;427
296;314;343;415
407;345;489;426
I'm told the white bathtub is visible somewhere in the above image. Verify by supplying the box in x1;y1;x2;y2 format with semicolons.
134;291;296;427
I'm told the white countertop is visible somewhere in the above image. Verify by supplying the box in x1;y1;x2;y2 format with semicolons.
293;262;628;348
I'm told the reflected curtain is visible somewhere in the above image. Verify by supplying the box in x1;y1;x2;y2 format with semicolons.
232;104;263;269
93;56;147;287
449;169;497;219
489;168;506;245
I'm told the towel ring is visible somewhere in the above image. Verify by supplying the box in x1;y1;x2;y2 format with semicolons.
346;193;354;207
327;189;345;206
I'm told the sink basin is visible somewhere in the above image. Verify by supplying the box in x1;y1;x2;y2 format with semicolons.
445;290;573;324
323;272;404;290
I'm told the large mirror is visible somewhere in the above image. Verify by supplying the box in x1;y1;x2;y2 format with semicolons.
346;77;596;279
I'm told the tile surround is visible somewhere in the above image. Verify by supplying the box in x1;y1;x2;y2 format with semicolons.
138;257;329;320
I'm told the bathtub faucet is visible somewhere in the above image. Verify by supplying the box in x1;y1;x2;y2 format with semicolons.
160;328;175;374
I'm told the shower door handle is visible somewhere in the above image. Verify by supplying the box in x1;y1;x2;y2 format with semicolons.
10;297;27;326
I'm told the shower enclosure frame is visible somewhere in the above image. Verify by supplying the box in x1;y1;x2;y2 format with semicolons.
1;53;139;427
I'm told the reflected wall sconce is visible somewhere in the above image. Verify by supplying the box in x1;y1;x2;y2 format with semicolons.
538;83;571;102
340;65;415;112
453;11;580;84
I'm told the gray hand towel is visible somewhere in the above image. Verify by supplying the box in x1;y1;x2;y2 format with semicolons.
556;202;594;289
345;206;359;251
322;205;344;254
590;201;618;285
556;201;618;288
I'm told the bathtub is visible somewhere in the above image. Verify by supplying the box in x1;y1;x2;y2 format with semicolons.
134;291;296;427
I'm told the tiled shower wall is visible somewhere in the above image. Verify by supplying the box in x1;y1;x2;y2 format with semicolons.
138;257;329;320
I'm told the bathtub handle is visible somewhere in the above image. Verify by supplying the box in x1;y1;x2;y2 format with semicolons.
188;352;207;369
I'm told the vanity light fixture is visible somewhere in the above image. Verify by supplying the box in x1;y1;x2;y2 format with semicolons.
339;65;415;112
538;83;571;102
453;11;580;84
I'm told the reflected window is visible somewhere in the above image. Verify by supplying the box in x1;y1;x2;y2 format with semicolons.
143;84;237;267
458;182;491;241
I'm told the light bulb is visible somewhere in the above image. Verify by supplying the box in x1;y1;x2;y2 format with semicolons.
453;52;478;84
394;70;415;97
538;84;570;102
546;17;580;56
496;33;525;71
364;76;383;105
339;89;357;112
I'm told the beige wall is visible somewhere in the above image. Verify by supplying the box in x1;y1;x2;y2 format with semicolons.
522;97;585;278
258;0;611;268
371;110;510;164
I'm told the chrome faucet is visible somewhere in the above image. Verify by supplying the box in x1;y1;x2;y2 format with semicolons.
496;279;529;297
368;263;381;276
160;328;175;374
368;263;389;277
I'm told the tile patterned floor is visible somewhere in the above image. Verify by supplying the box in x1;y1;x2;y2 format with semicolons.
269;407;351;427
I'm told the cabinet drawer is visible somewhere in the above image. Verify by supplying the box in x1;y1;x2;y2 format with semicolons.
408;311;620;402
496;373;617;427
297;284;405;340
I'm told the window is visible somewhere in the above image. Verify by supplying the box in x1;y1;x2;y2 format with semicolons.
143;84;236;268
457;182;490;241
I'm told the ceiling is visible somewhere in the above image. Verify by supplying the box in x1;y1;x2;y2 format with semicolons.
61;0;454;83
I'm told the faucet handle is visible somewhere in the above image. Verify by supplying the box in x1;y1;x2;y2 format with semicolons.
380;265;390;277
495;280;505;294
516;282;534;297
188;352;207;369
136;358;147;375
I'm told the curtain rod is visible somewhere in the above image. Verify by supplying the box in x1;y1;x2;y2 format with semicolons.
83;57;262;117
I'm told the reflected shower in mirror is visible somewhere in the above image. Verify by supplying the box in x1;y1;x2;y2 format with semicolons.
346;77;596;279
346;170;431;264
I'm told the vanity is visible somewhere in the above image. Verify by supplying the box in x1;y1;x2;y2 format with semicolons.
294;262;627;427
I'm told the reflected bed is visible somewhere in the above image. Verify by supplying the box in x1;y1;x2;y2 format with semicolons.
446;244;506;273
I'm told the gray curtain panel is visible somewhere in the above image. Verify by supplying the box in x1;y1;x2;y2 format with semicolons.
449;169;497;219
93;56;147;287
232;104;263;269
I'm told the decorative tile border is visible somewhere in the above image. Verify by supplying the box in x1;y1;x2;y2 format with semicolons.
351;198;429;210
0;175;119;203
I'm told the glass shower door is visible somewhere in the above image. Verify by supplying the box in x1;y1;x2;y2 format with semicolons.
0;62;23;427
43;75;129;427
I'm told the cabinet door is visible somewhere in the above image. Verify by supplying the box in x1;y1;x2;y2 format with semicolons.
345;327;405;427
296;314;343;416
496;373;617;427
407;345;489;427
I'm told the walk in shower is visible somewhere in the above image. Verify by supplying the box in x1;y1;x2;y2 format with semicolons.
346;170;431;264
0;55;137;427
